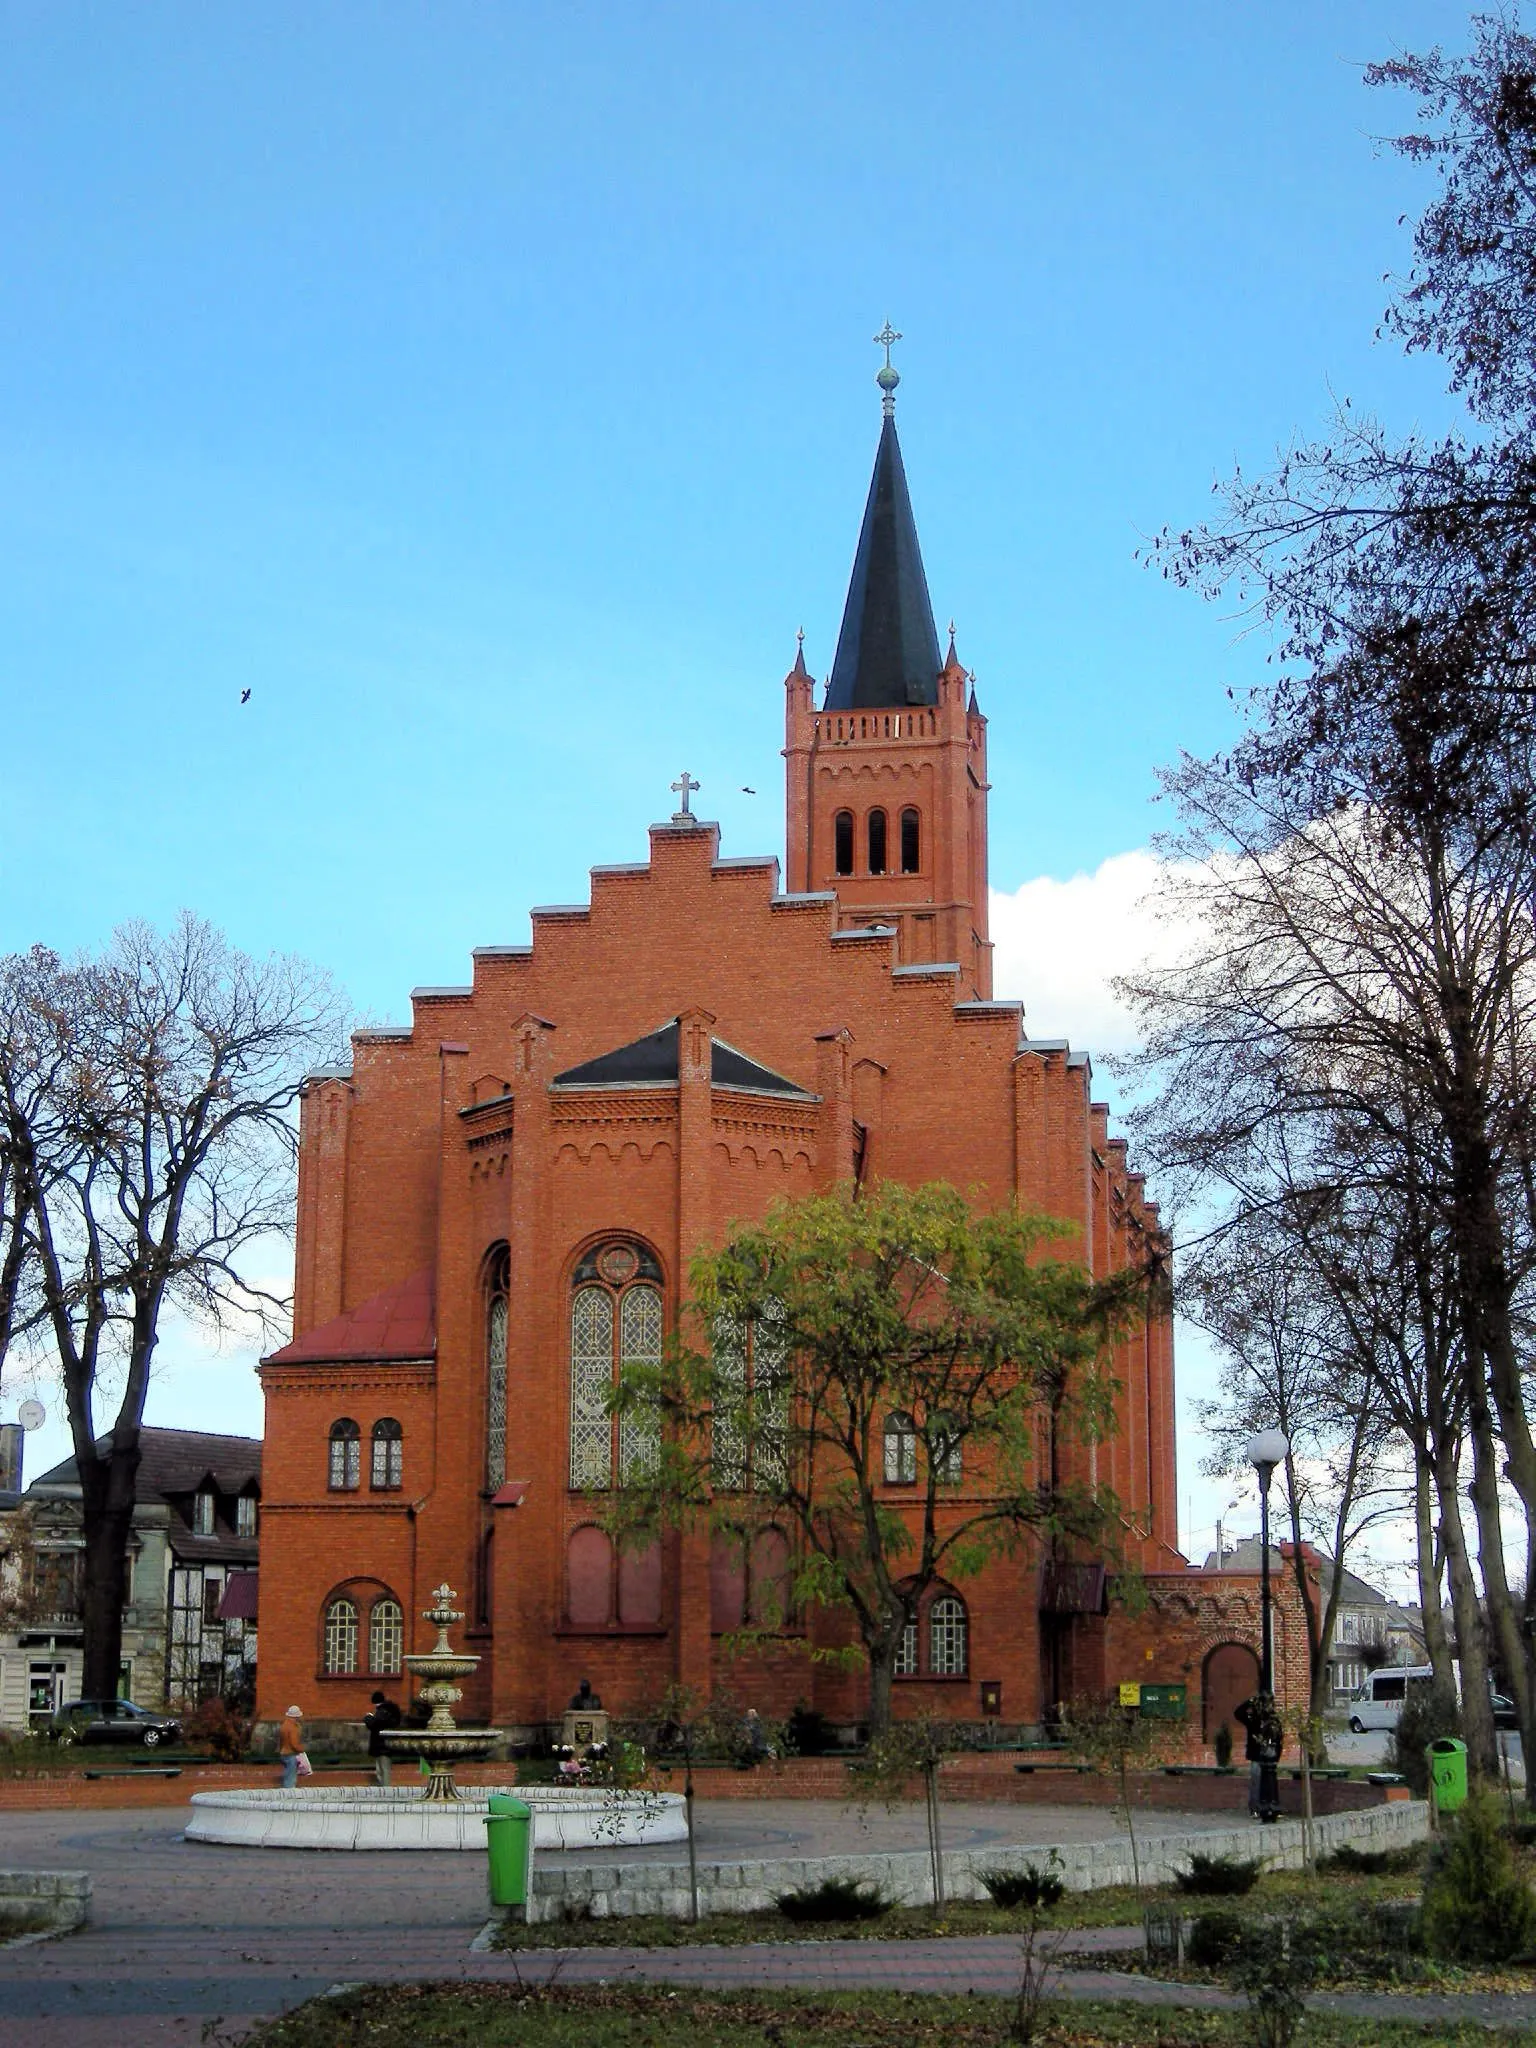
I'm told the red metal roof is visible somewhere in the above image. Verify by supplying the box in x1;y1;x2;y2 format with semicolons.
264;1270;435;1366
218;1571;259;1621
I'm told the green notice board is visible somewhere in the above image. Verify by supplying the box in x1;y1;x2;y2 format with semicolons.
1139;1683;1187;1720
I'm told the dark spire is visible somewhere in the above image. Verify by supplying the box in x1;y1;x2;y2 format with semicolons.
823;394;942;711
789;627;811;681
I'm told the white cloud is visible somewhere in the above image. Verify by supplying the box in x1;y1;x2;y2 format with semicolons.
990;848;1197;1058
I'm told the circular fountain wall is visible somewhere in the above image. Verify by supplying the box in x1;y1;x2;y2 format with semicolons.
184;1781;688;1851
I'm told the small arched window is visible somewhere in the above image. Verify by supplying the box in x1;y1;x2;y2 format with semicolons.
323;1595;358;1673
883;1412;917;1486
485;1243;510;1489
328;1420;361;1492
900;807;920;874
834;809;854;877
371;1419;403;1491
369;1596;403;1675
867;808;887;875
929;1593;968;1676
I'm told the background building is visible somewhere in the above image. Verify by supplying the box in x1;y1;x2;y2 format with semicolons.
0;1427;260;1732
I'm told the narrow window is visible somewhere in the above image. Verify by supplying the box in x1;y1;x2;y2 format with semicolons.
328;1420;361;1491
711;1300;789;1493
834;810;854;877
371;1419;403;1490
485;1244;509;1489
883;1412;917;1485
235;1495;258;1538
323;1596;359;1674
192;1490;216;1535
895;1614;918;1677
930;1413;962;1485
570;1287;614;1488
369;1596;403;1675
867;808;887;875
617;1284;662;1480
929;1594;968;1676
900;807;920;873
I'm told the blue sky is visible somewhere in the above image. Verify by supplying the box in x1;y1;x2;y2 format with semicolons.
0;2;1469;1579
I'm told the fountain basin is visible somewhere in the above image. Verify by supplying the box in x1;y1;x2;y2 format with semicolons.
184;1782;688;1852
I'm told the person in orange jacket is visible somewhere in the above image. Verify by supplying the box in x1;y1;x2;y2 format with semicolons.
279;1704;305;1790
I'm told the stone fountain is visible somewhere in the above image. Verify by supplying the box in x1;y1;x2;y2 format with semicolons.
381;1582;500;1801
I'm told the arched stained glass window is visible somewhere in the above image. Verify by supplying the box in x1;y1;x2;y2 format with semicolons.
328;1420;360;1492
834;810;854;877
712;1302;790;1492
485;1245;510;1489
569;1240;665;1491
371;1419;403;1490
929;1594;968;1676
369;1596;403;1675
323;1596;358;1674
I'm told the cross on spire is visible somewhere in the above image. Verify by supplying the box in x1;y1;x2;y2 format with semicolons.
874;320;902;416
670;770;700;820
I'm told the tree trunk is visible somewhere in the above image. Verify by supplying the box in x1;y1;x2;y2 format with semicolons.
924;1761;945;1906
867;1646;894;1739
1434;1443;1499;1775
1465;1383;1534;1776
79;1498;135;1701
1412;1451;1456;1710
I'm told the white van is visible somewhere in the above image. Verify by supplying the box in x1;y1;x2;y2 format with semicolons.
1347;1666;1436;1733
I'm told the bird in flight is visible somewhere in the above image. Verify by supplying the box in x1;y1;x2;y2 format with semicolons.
240;689;252;704
741;786;755;795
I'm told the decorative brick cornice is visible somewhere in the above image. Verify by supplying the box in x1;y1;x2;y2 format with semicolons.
259;1362;436;1392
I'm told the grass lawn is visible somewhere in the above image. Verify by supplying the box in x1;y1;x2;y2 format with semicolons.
241;1982;1532;2047
490;1860;1424;1949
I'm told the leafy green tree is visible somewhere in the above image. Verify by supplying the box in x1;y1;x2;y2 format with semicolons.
610;1182;1156;1735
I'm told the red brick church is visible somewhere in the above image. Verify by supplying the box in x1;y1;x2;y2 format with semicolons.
257;365;1307;1747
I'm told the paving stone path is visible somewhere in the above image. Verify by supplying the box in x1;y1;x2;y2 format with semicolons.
2;1802;1533;2045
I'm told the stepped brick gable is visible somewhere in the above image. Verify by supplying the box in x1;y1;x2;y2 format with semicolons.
256;373;1270;1747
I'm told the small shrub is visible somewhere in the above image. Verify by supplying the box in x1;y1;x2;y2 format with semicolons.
980;1860;1064;1910
1175;1851;1262;1896
1229;1915;1317;2048
1318;1841;1423;1877
776;1876;890;1922
1421;1787;1536;1964
784;1702;831;1757
1387;1683;1460;1796
179;1697;250;1762
1212;1723;1233;1768
1186;1908;1245;1967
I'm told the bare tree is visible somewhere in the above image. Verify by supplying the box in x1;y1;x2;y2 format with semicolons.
0;917;344;1696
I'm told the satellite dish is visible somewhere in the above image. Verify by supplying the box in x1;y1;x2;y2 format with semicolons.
17;1400;45;1431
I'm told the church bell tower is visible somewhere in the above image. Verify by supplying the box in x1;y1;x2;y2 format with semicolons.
784;330;993;1000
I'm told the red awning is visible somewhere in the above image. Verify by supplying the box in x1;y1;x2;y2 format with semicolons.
218;1572;258;1621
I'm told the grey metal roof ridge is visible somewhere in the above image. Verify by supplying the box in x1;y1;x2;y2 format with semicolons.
1020;1037;1072;1053
353;1026;413;1041
955;999;1024;1014
652;818;718;833
832;925;897;941
712;854;779;870
530;903;591;918
411;986;472;1000
548;1079;680;1095
771;890;838;906
891;962;962;978
1067;1051;1092;1069
472;945;533;959
304;1064;354;1083
712;1081;820;1103
589;862;650;877
459;1093;515;1117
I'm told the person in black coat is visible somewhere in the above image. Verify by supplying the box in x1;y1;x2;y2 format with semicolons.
365;1690;403;1786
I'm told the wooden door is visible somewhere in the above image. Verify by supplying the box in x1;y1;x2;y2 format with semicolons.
1203;1641;1260;1747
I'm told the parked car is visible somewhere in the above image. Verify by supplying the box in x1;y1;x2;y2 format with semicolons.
1491;1691;1520;1732
47;1699;183;1748
1347;1666;1435;1733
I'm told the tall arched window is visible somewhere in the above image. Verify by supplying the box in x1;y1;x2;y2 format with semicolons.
711;1301;789;1493
369;1596;403;1675
900;807;920;873
370;1419;403;1490
328;1420;360;1492
323;1595;358;1673
569;1240;664;1489
834;809;854;877
485;1243;509;1489
867;808;887;875
883;1411;917;1485
895;1614;918;1676
929;1593;968;1676
929;1413;962;1485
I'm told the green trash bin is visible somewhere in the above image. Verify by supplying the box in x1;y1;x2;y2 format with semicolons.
485;1792;534;1913
1428;1737;1468;1815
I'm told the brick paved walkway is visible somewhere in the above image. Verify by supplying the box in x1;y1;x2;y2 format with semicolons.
2;1803;1533;2045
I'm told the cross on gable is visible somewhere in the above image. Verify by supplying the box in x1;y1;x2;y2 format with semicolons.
671;770;700;818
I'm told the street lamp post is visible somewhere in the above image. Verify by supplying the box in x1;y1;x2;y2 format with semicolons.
1246;1428;1290;1824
